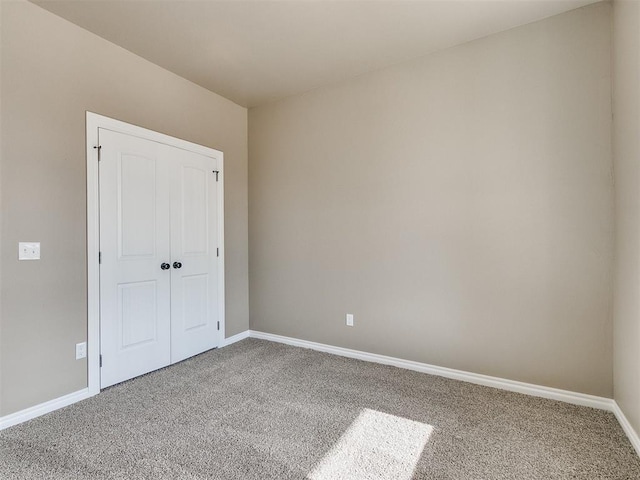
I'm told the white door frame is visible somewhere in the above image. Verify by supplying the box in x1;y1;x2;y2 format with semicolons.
86;111;225;396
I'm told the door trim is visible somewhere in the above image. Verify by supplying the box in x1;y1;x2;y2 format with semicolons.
86;112;225;395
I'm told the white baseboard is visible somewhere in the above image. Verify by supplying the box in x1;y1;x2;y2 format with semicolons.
613;401;640;457
3;331;638;461
0;388;92;431
249;330;614;411
1;330;250;431
250;330;640;456
221;329;251;347
246;329;640;458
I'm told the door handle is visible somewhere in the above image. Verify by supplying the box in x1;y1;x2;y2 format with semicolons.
173;262;182;269
161;263;170;270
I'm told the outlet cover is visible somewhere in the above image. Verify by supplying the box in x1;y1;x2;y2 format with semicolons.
346;314;354;327
19;242;40;260
76;342;87;360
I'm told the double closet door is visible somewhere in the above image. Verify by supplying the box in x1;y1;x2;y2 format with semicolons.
99;129;221;388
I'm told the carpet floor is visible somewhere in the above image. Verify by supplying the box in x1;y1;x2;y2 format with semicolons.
1;338;639;479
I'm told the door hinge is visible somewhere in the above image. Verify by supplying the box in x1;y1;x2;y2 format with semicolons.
94;145;102;161
217;321;220;331
212;170;219;182
216;247;219;257
99;251;102;264
99;354;103;367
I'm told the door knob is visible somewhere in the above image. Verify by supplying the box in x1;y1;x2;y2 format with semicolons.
173;262;182;269
161;263;170;270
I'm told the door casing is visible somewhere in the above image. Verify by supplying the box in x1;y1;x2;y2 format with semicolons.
86;112;225;395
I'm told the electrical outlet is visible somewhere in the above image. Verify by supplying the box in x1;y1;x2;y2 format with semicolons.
346;314;354;327
18;242;40;260
75;342;87;360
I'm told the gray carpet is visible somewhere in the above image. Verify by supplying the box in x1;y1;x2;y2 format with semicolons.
1;338;639;479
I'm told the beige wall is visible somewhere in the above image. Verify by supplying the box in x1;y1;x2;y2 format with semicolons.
249;3;613;396
0;0;622;419
0;0;248;416
613;0;640;437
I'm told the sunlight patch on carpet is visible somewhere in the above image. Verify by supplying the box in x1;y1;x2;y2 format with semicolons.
307;409;433;480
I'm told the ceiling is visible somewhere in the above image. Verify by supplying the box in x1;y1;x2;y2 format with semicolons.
32;0;600;108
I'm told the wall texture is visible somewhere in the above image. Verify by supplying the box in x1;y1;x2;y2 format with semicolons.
0;0;248;416
249;3;613;397
613;0;640;438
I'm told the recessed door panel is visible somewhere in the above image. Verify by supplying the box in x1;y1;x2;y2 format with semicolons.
119;281;158;348
182;167;208;256
118;154;156;258
182;274;209;331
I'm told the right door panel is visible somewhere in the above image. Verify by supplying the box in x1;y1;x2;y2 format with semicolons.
165;145;220;363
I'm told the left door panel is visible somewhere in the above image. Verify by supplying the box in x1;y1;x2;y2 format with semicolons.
99;129;172;388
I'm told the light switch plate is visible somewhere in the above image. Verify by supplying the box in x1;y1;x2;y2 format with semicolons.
19;242;40;260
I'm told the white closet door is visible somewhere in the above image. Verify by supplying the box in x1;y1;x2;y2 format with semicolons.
99;129;172;388
165;144;220;363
